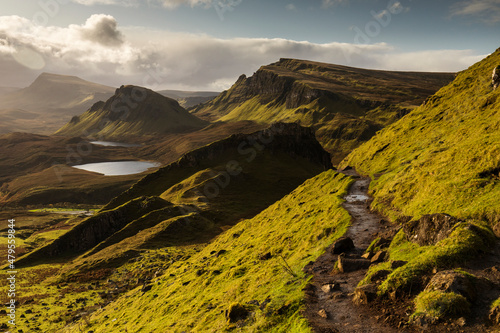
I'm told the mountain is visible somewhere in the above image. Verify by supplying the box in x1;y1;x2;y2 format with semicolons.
18;123;332;271
55;85;208;139
0;73;114;134
192;58;455;162
157;89;219;108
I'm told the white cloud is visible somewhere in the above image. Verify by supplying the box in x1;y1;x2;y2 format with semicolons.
450;0;500;23
322;0;347;9
0;14;487;90
71;0;216;8
285;4;297;11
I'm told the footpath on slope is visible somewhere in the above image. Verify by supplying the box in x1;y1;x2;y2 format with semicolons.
303;169;410;333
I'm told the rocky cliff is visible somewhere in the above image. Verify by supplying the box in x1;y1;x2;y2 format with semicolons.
192;58;455;163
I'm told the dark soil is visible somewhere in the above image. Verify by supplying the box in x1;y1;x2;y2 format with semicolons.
302;170;500;333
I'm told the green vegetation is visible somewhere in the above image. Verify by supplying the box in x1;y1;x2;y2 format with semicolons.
377;222;494;295
411;290;470;321
61;170;351;332
55;85;208;139
5;170;352;332
193;58;453;163
341;49;500;223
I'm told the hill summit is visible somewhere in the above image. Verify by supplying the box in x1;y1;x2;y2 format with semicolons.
55;85;208;139
192;58;455;162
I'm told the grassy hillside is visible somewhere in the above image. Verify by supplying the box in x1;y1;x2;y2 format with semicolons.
341;48;500;224
54;170;352;333
55;85;208;139
193;58;454;163
0;122;264;207
18;123;332;272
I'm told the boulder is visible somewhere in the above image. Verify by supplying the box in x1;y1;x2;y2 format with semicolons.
493;66;500;90
370;251;387;264
331;237;355;254
337;255;371;273
425;270;476;301
321;283;340;293
403;214;461;246
353;284;378;305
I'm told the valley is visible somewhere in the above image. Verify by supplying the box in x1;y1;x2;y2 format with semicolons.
0;49;499;333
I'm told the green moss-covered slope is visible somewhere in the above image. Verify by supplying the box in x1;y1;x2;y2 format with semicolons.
61;170;352;333
341;48;500;223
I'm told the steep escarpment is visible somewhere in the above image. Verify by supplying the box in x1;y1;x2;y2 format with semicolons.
192;58;454;162
55;85;208;139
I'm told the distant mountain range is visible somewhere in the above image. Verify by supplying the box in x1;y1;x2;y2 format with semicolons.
0;73;219;135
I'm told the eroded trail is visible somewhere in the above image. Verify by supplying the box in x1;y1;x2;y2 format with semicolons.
303;169;403;333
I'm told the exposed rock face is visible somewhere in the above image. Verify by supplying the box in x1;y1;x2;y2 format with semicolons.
403;214;461;246
493;66;500;89
425;270;476;301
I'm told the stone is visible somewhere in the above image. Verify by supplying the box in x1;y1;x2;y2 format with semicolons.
353;284;378;305
493;66;500;89
361;252;372;259
337;255;371;273
321;283;340;293
370;251;387;263
331;237;355;254
318;309;328;318
425;270;476;301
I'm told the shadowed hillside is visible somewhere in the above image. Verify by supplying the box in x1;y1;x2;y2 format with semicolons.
0;73;115;134
17;123;332;273
192;58;455;162
55;85;208;139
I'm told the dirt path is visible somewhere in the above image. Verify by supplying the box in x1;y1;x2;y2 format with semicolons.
303;169;407;333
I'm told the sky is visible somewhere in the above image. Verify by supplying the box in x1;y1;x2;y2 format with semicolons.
0;0;499;91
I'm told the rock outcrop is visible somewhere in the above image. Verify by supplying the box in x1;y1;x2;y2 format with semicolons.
493;66;500;89
403;214;461;246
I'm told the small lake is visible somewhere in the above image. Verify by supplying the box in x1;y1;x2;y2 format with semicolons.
73;161;161;176
90;141;142;147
